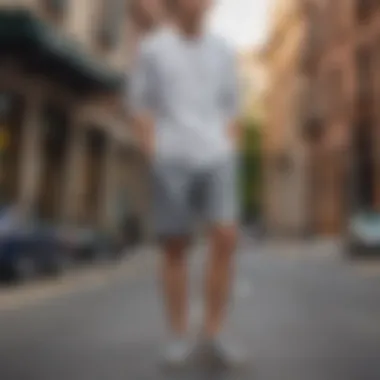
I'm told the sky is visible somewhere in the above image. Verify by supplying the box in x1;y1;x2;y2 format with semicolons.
208;0;271;51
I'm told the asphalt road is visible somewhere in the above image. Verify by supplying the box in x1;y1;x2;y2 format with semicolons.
0;240;379;380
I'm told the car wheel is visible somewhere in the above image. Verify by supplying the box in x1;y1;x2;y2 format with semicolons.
13;254;37;282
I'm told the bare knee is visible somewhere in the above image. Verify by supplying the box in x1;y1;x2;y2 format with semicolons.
210;225;238;254
162;237;189;264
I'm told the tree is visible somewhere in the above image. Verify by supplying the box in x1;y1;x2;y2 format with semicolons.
239;117;262;223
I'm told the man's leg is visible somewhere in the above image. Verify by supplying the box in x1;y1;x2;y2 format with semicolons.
200;158;246;366
201;158;239;337
204;224;237;338
152;163;194;365
161;237;189;336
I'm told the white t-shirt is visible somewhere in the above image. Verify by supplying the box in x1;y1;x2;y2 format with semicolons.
129;26;239;167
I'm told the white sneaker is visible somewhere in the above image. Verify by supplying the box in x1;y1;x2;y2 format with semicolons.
198;337;248;368
161;337;194;368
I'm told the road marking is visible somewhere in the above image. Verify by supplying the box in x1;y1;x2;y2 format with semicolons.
0;253;155;312
0;273;106;312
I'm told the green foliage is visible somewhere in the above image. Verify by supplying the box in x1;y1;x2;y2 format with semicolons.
240;117;261;153
238;118;262;221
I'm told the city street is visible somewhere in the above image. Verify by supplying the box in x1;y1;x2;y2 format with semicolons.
0;240;379;380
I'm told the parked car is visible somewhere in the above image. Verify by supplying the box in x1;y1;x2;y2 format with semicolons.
59;226;126;264
346;211;380;257
0;207;69;282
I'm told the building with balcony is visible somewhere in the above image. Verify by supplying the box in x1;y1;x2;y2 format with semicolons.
300;0;380;235
261;0;310;237
0;0;148;237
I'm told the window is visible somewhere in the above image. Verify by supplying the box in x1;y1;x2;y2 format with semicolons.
355;44;374;117
0;93;25;204
356;0;375;22
301;18;317;71
97;0;126;49
42;104;69;159
353;120;375;209
377;38;380;103
356;45;372;96
38;104;69;220
354;45;376;208
302;79;325;141
324;67;344;120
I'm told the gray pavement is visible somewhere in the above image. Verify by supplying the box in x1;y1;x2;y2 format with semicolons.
0;241;379;380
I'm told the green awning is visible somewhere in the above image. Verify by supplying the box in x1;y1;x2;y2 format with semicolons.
0;10;123;91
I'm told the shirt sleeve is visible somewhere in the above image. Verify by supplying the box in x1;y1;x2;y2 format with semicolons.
221;48;240;121
127;42;157;116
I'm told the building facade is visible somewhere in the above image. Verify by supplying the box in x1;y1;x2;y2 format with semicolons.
262;0;310;236
264;0;380;236
301;0;380;235
0;0;147;237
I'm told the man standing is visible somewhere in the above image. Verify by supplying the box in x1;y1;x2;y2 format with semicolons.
130;0;244;368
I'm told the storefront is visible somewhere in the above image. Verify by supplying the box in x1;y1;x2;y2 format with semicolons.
0;9;147;237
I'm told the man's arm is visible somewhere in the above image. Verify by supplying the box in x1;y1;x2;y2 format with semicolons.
131;111;155;159
128;43;156;159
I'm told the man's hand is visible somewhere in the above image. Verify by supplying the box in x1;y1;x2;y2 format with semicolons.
140;126;155;159
227;120;242;151
133;115;155;160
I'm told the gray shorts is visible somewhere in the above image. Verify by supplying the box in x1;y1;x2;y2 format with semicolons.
151;158;239;239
